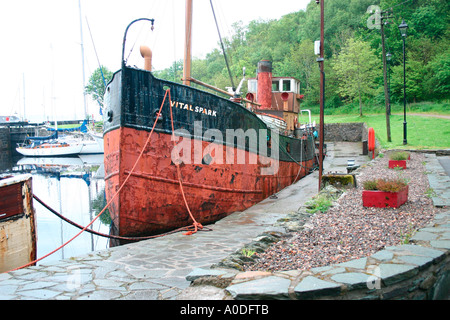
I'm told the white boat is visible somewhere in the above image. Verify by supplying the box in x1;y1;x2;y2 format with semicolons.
80;140;103;154
16;140;83;157
45;120;104;155
89;131;104;148
80;132;104;154
63;135;103;154
59;129;103;154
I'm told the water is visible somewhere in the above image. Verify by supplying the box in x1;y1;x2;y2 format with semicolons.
1;154;111;265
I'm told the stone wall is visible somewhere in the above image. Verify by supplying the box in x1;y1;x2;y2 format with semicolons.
324;123;366;142
0;127;12;171
324;122;379;156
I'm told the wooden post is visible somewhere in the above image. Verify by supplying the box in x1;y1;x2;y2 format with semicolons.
183;0;193;86
381;10;392;142
318;0;325;191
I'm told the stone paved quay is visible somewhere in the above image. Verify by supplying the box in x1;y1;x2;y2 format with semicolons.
0;142;448;300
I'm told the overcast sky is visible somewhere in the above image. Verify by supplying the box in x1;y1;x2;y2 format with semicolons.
0;0;311;122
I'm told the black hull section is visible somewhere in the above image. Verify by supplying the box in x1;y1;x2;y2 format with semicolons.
103;66;316;164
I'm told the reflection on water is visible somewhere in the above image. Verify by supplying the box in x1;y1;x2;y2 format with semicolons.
1;154;111;265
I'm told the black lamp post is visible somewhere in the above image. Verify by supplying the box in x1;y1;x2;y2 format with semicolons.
398;19;408;145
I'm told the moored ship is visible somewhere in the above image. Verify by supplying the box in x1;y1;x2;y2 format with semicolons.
103;9;321;238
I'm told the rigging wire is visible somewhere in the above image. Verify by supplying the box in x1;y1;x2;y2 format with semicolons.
209;0;236;92
85;17;106;88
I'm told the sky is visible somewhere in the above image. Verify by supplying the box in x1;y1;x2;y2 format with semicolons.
0;0;311;122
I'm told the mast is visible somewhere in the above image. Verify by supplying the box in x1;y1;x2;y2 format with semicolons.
78;0;88;119
22;73;26;121
183;0;193;86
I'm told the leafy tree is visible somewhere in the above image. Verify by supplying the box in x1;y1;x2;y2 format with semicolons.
154;59;183;83
424;47;450;100
410;4;447;40
333;38;380;115
390;58;426;103
152;0;449;107
85;66;113;107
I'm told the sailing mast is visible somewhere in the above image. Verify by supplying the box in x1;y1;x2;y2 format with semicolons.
183;0;193;86
78;0;88;119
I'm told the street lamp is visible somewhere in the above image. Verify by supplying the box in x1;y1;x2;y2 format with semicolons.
398;19;408;145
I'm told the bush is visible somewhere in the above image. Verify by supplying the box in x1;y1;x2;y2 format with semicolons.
305;194;333;213
376;179;407;192
363;178;407;192
389;151;410;161
363;180;378;190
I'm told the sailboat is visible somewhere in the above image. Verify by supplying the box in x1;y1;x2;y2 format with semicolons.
16;131;84;157
103;1;320;238
15;120;102;156
18;1;104;158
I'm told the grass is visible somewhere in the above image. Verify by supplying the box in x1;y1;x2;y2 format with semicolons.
389;151;410;160
306;101;450;116
310;113;450;150
49;123;84;129
305;193;335;213
305;101;450;150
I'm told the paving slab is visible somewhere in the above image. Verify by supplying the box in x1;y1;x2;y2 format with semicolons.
2;142;448;300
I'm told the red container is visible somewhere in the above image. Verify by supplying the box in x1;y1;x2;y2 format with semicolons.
388;160;407;169
362;186;408;208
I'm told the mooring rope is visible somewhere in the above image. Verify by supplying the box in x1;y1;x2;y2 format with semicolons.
167;89;203;235
32;194;210;242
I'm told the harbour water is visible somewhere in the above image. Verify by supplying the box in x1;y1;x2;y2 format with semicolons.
1;153;111;266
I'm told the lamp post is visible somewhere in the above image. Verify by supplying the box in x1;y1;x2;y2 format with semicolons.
398;20;408;145
386;52;392;115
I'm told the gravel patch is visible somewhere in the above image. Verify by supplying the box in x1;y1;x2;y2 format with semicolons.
244;151;443;272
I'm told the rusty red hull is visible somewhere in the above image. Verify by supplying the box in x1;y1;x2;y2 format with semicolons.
104;126;314;237
102;65;318;237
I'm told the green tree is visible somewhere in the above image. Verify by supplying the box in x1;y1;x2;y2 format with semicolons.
333;38;380;115
154;59;183;83
152;0;449;107
426;46;450;99
390;58;425;103
85;66;114;107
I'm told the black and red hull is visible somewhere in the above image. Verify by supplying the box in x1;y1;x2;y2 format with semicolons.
103;66;317;237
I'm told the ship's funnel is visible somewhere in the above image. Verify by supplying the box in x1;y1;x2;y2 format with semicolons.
140;45;152;71
257;60;272;110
